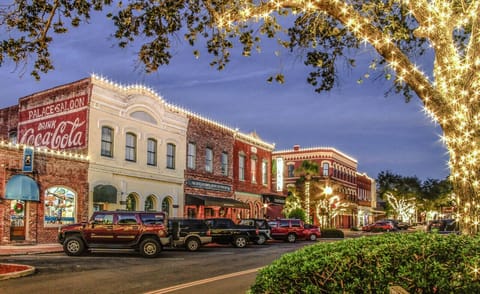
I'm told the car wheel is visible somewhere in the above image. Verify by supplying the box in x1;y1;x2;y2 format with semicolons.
63;236;85;256
256;234;267;245
309;234;317;241
286;233;296;243
140;238;161;258
233;236;247;248
185;237;201;252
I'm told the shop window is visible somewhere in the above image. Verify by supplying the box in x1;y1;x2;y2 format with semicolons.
147;138;157;166
162;197;172;215
205;208;214;218
101;126;114;157
44;187;76;226
145;195;157;211
125;132;137;162
126;194;137;211
187;208;196;218
166;143;176;169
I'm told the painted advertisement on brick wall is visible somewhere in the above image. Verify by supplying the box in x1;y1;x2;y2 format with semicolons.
18;94;89;150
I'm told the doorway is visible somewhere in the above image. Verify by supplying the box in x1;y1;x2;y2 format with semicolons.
10;200;26;241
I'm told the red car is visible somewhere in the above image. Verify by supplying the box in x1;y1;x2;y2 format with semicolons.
362;221;395;232
303;224;321;241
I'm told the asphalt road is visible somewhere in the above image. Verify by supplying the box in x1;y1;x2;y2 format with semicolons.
0;240;321;294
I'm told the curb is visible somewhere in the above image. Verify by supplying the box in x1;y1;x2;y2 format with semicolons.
0;263;36;280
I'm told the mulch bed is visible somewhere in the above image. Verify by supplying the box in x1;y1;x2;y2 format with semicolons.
0;263;30;274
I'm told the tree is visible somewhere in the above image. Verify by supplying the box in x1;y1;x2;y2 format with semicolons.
2;1;480;234
294;160;320;223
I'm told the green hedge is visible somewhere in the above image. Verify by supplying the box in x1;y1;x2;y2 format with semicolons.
320;228;344;238
249;232;480;293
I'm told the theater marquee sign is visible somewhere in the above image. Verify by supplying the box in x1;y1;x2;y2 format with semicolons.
18;95;89;150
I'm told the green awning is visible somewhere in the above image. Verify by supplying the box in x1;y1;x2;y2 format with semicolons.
186;194;249;209
93;185;117;203
5;175;39;201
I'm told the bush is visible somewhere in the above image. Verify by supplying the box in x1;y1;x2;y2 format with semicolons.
286;208;306;222
249;232;480;293
320;228;344;238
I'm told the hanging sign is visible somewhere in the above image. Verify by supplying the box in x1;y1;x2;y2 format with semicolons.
22;147;34;172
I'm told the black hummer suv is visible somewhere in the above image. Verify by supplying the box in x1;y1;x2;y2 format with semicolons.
167;218;212;251
58;211;169;258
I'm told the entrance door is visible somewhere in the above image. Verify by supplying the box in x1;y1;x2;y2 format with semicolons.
10;200;26;241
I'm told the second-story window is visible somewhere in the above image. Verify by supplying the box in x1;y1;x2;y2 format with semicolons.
147;138;157;166
205;147;213;173
262;160;268;185
125;132;137;162
101;126;114;157
251;158;257;183
166;143;176;169
221;152;228;176
239;154;245;181
323;163;329;176
187;142;196;169
287;164;295;177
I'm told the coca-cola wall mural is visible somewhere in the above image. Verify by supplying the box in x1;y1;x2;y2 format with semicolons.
18;94;89;150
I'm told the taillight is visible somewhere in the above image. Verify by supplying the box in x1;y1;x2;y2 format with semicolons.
207;229;211;236
256;228;259;235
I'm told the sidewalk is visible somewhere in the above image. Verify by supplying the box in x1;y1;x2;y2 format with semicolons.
0;243;63;256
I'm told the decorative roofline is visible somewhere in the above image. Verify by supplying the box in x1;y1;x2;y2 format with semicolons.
0;140;89;161
273;146;357;163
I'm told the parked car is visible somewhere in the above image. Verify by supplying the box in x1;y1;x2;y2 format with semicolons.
397;222;411;230
58;211;169;257
427;219;459;234
303;223;321;241
268;219;306;243
362;221;395;232
204;218;259;248
238;218;272;245
167;218;212;251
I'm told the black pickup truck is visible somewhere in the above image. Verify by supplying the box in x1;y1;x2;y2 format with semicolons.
204;218;259;248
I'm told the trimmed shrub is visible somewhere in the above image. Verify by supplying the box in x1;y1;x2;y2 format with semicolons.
286;208;307;222
320;228;344;238
250;232;480;293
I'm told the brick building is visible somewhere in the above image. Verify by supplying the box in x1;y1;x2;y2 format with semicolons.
272;145;375;228
0;143;88;244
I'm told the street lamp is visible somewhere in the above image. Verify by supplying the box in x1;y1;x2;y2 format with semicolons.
263;203;268;219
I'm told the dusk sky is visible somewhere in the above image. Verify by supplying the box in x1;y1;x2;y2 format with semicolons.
0;12;449;182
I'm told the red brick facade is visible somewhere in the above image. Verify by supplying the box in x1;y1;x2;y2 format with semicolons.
0;145;88;244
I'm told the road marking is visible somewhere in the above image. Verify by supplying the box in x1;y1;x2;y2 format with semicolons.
143;267;263;294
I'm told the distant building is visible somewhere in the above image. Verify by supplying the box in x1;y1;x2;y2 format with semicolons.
272;145;375;228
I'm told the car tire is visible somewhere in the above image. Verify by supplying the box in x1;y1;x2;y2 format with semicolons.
63;236;85;256
140;238;161;258
256;234;267;245
309;234;317;241
286;233;296;243
233;235;247;248
185;237;201;252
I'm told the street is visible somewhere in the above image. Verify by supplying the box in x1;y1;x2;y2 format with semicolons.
0;240;318;294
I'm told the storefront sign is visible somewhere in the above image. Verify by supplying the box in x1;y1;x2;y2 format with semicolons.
186;180;232;192
22;147;34;172
264;195;286;205
276;158;284;192
18;95;89;150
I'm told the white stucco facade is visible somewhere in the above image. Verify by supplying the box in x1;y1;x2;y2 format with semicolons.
87;76;188;217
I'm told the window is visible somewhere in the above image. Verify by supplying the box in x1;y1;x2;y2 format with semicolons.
262;160;268;185
8;131;17;144
93;213;114;225
145;195;156;211
166;143;176;169
239;154;245;181
162;197;172;215
323;163;329;176
126;194;137;211
44;186;77;226
287;164;295;177
117;214;138;225
101;126;114;157
125;132;137;162
205;147;213;173
251;158;257;183
221;152;228;176
147;138;157;166
187;142;196;169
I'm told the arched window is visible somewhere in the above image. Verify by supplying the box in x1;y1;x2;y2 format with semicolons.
145;195;157;211
126;193;137;211
44;186;76;226
162;197;172;215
